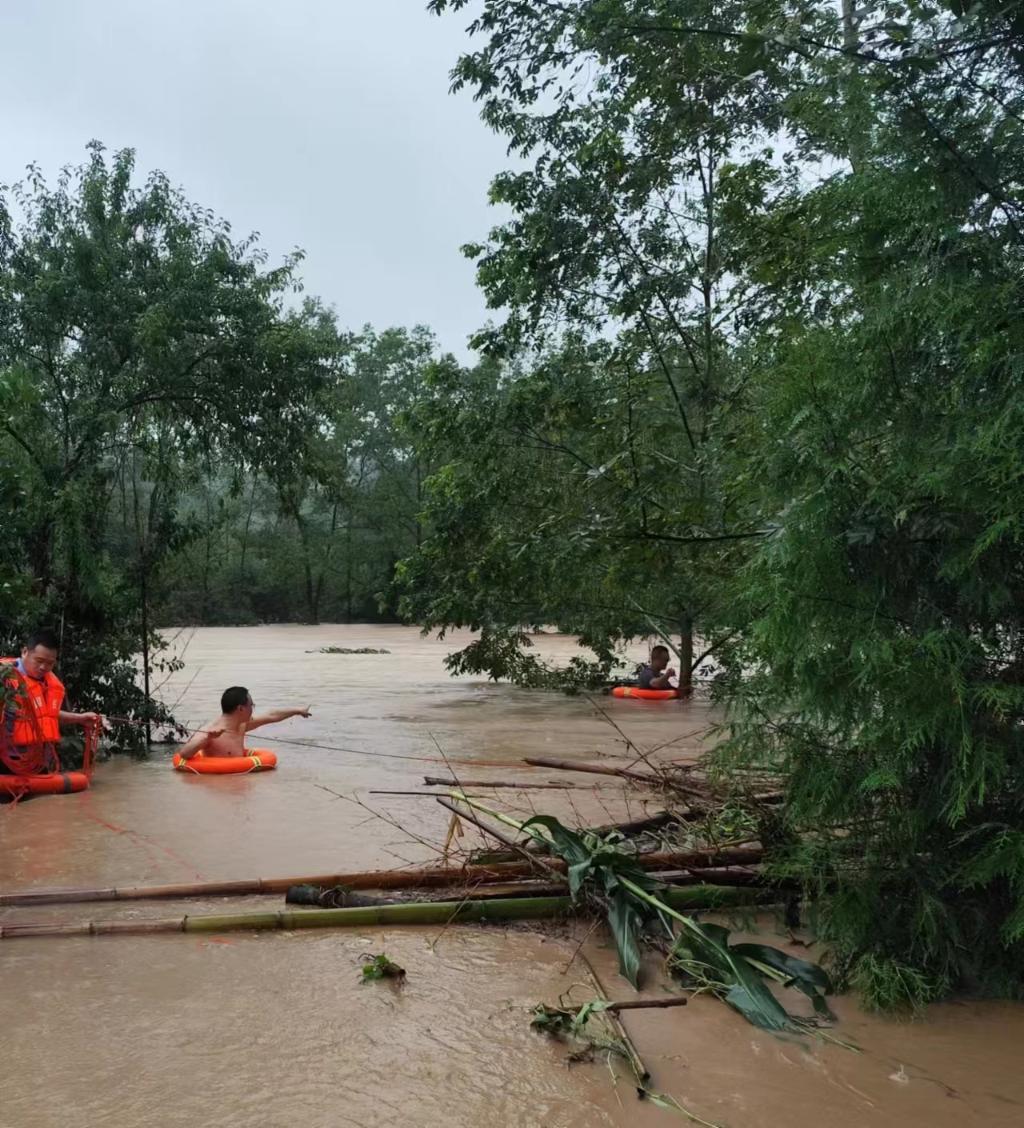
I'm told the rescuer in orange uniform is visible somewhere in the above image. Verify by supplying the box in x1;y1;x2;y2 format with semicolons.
0;628;103;775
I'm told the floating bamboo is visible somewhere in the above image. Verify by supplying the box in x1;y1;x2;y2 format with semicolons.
467;811;680;862
0;848;763;908
586;811;675;838
423;776;598;790
523;757;659;784
0;884;765;942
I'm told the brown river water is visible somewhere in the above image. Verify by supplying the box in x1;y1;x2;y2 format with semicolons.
1;625;1023;1128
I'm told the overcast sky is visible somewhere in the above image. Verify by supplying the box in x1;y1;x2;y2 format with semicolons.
0;0;506;358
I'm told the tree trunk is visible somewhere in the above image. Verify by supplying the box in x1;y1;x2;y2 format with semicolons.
284;493;318;625
200;488;213;623
131;453;153;745
678;613;694;698
238;472;257;584
344;517;353;622
140;560;152;746
298;524;317;625
841;0;865;170
414;461;423;547
312;500;339;622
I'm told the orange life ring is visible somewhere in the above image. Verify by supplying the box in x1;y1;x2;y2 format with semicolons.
172;749;277;774
612;686;679;700
0;771;89;795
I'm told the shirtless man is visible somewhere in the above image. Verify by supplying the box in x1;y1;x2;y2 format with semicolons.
176;686;310;760
637;644;677;691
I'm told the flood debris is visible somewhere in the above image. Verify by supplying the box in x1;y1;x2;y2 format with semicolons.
306;646;391;654
360;952;406;983
443;795;837;1037
531;997;644;1073
285;884;387;909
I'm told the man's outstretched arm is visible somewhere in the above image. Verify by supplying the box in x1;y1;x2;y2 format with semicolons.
245;707;311;732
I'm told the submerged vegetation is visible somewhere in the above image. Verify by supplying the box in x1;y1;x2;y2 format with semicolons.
359;953;406;984
465;798;834;1035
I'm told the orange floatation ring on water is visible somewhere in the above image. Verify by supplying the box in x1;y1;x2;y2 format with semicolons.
172;749;277;774
0;771;89;796
612;686;679;701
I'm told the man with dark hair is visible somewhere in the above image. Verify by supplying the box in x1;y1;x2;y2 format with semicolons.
175;686;310;761
1;628;103;775
637;644;677;691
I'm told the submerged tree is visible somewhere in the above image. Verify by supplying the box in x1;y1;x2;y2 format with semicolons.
425;1;1024;1004
405;0;783;687
397;338;742;687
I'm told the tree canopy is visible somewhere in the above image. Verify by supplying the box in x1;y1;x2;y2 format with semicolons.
414;0;1024;1005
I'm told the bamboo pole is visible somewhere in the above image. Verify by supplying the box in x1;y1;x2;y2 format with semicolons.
0;885;765;942
523;757;660;784
423;776;599;790
540;996;689;1017
0;848;764;908
368;790;493;797
467;811;683;862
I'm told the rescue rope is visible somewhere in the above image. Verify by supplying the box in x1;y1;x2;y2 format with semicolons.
106;716;455;765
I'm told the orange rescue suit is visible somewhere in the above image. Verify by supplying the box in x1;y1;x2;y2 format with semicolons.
1;659;65;745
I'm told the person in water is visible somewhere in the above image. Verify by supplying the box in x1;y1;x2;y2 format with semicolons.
1;628;103;775
175;686;311;760
637;644;677;691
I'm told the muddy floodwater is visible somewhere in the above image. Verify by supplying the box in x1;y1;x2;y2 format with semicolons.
2;625;1023;1128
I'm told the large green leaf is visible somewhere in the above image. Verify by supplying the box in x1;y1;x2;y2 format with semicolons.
731;942;836;1019
607;886;644;987
672;922;835;1032
731;943;832;991
520;814;590;864
567;858;595;897
722;983;792;1032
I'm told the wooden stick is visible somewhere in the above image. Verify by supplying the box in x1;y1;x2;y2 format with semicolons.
368;790;494;797
606;996;688;1012
548;995;689;1015
585;811;676;837
0;848;763;908
467;811;683;861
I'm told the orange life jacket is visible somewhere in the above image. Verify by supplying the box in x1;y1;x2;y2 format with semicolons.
1;659;65;745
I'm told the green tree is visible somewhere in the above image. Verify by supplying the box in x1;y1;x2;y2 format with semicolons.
398;338;742;686
426;0;1024;1004
410;0;785;686
0;143;333;742
254;324;438;623
152;324;440;627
